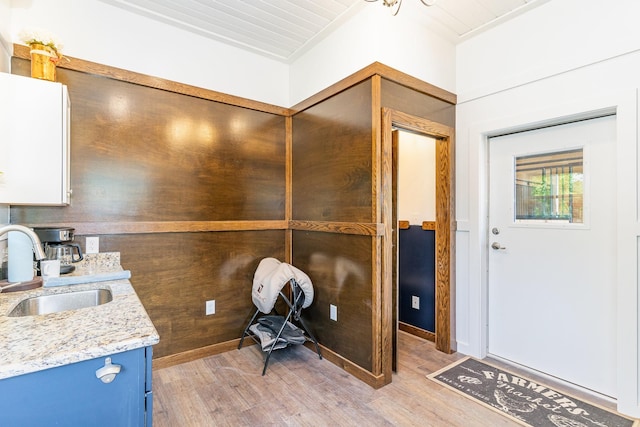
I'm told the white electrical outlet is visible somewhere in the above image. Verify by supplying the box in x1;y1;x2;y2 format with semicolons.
206;300;216;315
330;304;338;321
411;295;420;310
85;236;99;254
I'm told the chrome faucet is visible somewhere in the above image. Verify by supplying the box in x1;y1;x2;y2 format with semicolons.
0;225;47;260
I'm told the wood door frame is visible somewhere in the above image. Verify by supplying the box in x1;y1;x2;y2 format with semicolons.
381;108;455;374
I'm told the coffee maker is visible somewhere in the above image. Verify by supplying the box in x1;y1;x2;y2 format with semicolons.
34;226;83;274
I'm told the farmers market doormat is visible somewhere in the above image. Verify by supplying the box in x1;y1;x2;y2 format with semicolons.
427;357;639;427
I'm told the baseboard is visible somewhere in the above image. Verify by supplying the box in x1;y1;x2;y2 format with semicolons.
152;338;256;370
399;322;435;342
303;342;390;389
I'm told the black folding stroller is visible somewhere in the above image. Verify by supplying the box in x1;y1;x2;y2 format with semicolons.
238;257;322;375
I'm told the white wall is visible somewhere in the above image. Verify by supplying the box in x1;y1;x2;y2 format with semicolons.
455;0;640;416
0;0;11;72
290;1;456;106
457;0;640;103
8;0;290;106
398;132;436;225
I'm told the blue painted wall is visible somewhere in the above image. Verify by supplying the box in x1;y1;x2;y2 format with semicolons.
398;226;435;332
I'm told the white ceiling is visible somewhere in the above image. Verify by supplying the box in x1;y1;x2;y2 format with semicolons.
99;0;546;63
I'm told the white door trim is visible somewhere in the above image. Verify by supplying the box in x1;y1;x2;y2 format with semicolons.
464;90;639;416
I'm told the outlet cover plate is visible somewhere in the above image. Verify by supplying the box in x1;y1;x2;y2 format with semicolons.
206;300;215;315
411;295;420;310
86;236;99;254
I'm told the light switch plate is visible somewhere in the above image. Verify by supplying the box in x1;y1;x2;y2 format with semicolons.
330;304;337;321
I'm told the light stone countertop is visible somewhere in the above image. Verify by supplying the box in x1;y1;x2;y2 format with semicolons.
0;253;159;380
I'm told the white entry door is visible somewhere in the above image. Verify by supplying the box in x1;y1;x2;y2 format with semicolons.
488;115;617;398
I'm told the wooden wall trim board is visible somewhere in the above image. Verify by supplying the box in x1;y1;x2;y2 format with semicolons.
21;221;289;235
288;220;383;236
285;116;293;263
153;338;252;370
303;342;388;389
375;75;393;384
435;123;456;354
291;62;456;113
372;74;383;224
398;221;436;230
372;75;383;379
371;62;457;105
12;43;289;116
384;109;454;139
391;129;400;372
398;322;435;343
422;221;436;230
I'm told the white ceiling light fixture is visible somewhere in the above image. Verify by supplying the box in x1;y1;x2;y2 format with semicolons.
365;0;436;16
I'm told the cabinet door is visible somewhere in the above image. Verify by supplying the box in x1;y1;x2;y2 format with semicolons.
0;348;147;427
145;346;154;427
0;72;70;205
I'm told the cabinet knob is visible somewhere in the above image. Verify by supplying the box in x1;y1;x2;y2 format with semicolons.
95;357;121;384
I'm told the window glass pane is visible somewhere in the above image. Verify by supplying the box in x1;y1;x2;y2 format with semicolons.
515;149;583;223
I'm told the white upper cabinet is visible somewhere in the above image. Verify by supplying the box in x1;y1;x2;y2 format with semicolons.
0;72;70;205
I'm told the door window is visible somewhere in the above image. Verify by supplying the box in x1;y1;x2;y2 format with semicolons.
514;148;584;224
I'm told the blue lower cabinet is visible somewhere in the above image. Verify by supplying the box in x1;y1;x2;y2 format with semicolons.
0;346;153;427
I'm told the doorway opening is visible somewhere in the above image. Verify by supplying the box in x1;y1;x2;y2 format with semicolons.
380;108;455;375
396;130;438;339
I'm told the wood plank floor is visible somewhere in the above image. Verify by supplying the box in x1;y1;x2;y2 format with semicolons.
152;332;619;426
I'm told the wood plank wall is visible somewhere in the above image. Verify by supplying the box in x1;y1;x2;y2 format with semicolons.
290;71;455;386
9;47;456;386
291;81;376;372
9;55;287;359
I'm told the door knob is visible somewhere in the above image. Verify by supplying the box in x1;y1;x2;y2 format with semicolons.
491;242;506;250
95;357;121;384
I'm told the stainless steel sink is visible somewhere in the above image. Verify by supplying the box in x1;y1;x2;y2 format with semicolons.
8;289;113;317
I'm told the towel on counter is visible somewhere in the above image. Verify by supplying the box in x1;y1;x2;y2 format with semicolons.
251;258;314;314
43;270;132;287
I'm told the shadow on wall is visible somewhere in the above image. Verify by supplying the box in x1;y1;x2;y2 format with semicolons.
308;252;366;306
